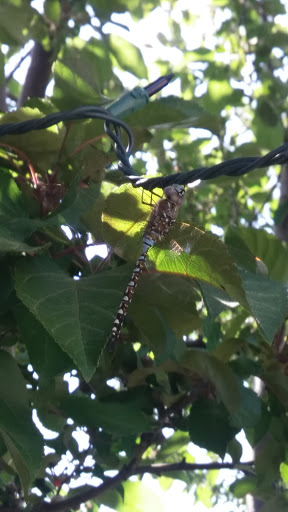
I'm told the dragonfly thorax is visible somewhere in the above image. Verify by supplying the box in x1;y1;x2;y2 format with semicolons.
145;184;185;242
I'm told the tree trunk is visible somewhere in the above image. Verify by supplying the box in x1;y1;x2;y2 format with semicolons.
0;84;7;112
17;41;52;107
275;163;288;244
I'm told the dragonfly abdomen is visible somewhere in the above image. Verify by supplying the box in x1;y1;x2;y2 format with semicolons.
108;235;155;350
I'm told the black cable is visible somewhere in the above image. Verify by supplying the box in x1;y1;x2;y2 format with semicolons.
128;143;288;190
0;105;135;177
1;102;288;188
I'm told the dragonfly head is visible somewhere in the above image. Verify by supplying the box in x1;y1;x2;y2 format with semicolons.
163;184;185;206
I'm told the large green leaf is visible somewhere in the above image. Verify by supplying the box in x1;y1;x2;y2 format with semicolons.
0;171;48;251
0;3;35;45
118;481;164;512
238;227;288;282
255;435;283;485
129;349;241;415
0;106;65;172
252;97;284;150
53;181;101;232
16;303;72;379
178;350;241;414
225;226;256;273
126;96;219;133
0;171;25;216
0;218;45;253
53;37;121;109
14;255;134;380
202;79;243;114
239;269;287;343
56;395;152;435
230;476;258;498
109;34;147;79
188;398;239;457
149;224;248;307
231;386;262;428
0;350;43;496
102;183;155;261
262;365;288;410
197;281;232;319
130;273;201;352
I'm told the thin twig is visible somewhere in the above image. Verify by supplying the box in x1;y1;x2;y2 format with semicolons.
135;460;254;476
5;46;32;84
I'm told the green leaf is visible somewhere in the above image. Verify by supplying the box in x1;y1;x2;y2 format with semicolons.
188;398;239;457
230;476;257;498
178;349;241;414
280;462;288;484
0;218;45;253
252;98;284;150
196;482;213;507
0;171;25;216
238;227;288;282
225;226;256;273
53;37;121;109
130;273;200;352
0;106;65;172
0;350;43;495
14;255;134;380
239;269;287;342
16;303;72;379
56;395;152;435
0;171;50;251
231;386;262;428
54;181;101;232
109;34;147;78
262;365;288;410
126;96;219;133
102;183;153;262
44;0;61;23
226;438;242;464
156;431;190;461
255;436;283;485
203;317;222;350
198;281;231;319
150;224;248;308
202;79;243;114
0;3;34;45
118;481;164;512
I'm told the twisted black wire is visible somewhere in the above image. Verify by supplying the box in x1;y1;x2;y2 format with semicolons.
128;143;288;190
0;105;135;176
1;104;288;188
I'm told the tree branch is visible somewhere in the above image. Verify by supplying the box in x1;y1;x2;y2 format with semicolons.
135;460;254;476
32;458;254;512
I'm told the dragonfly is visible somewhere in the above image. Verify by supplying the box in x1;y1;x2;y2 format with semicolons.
107;184;185;350
101;183;244;351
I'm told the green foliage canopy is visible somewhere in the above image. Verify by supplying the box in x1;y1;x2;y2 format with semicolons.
0;1;288;511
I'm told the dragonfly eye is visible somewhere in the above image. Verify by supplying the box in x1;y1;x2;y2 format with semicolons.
163;184;185;205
